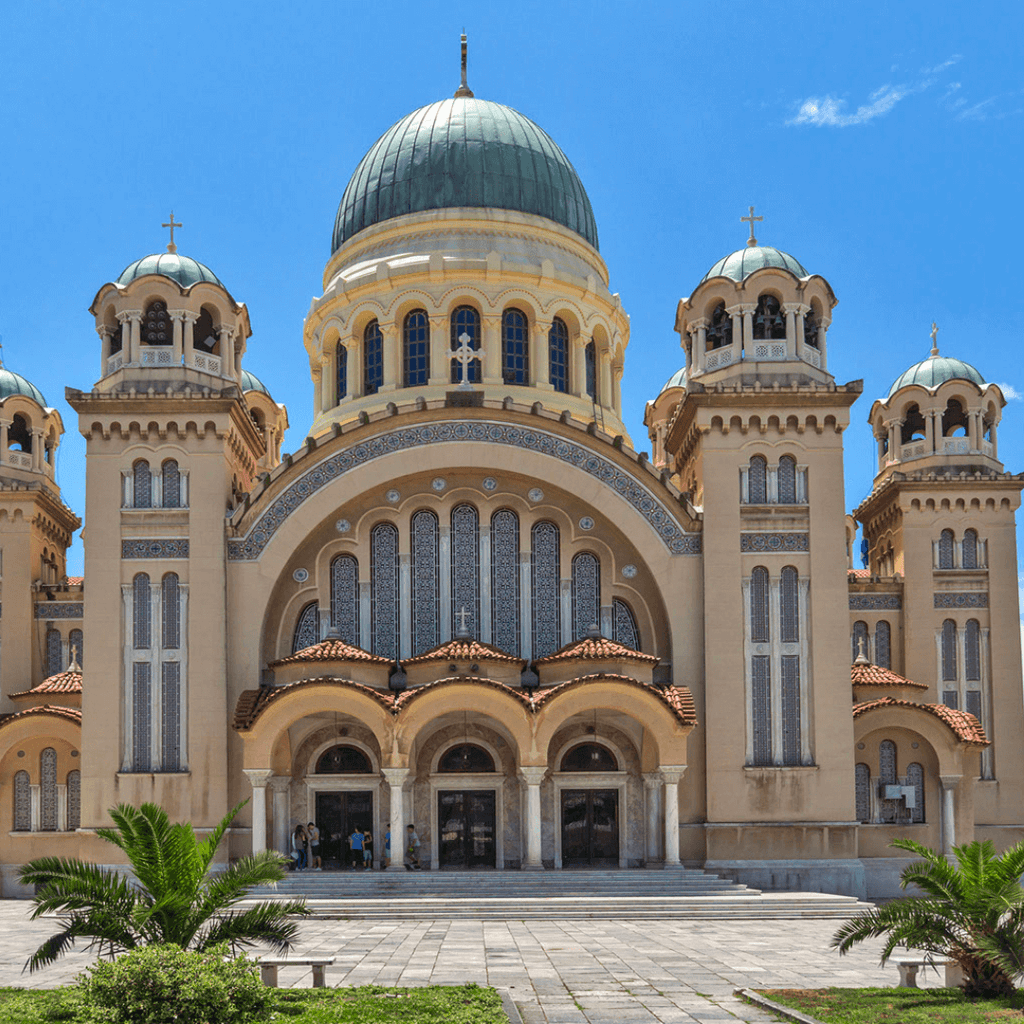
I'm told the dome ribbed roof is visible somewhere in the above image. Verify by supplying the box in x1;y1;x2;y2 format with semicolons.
0;366;46;406
701;245;808;284
333;97;598;252
116;251;223;290
661;367;687;392
887;354;986;398
240;369;270;396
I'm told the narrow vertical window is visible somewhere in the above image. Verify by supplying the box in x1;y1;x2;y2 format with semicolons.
370;523;399;659
750;567;770;643
941;619;957;681
363;320;383;395
612;598;640;651
585;340;597;399
490;509;521;655
40;748;57;831
966;689;983;724
780;655;801;765
571;552;601;640
161;460;180;508
879;740;897;784
777;456;797;504
962;529;978;569
501;308;529;385
531;521;561;658
938;529;954;569
46;628;62;676
13;771;30;831
852;620;869;662
403;309;429;387
161;662;181;771
965;619;981;681
330;555;360;647
336;342;348;402
292;602;320;653
748;456;767;504
133;461;152;509
133;574;151;649
67;770;81;830
161;573;180;649
450;504;480;637
132;663;152;771
780;566;799;643
549;317;569;393
907;762;925;823
450;306;481;383
410;511;440;655
854;763;871;822
69;628;83;668
875;621;891;669
751;657;772;764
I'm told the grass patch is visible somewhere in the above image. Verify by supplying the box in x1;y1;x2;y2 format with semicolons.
0;983;507;1024
757;987;1024;1023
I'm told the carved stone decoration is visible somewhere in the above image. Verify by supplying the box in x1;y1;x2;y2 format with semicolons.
849;594;902;610
740;533;809;553
934;592;989;608
122;539;190;559
33;603;83;620
292;568;309;583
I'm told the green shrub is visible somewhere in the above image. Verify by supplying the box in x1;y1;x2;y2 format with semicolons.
77;944;272;1024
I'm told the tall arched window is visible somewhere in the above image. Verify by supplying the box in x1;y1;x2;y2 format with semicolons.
531;521;561;658
132;663;152;771
161;460;180;508
13;771;30;831
490;509;521;655
162;661;181;771
854;764;871;822
962;529;979;569
161;573;180;650
133;461;152;509
941;619;958;682
942;398;968;436
9;414;32;452
40;747;57;831
371;523;399;659
69;628;83;668
142;300;170;345
411;511;440;655
879;739;898;823
292;602;319;653
571;552;601;640
777;456;797;504
363;320;384;395
750;567;770;643
938;529;955;569
585;340;597;399
753;294;785;340
501;308;529;385
780;566;799;644
194;307;217;353
707;302;731;349
336;342;348;402
67;770;81;830
330;555;360;647
875;621;891;670
965;619;981;681
133;574;151;649
748;456;767;504
907;762;925;823
451;504;480;637
900;404;927;444
403;309;430;387
46;627;62;676
612;598;640;651
450;306;481;383
549;318;569;393
852;620;869;662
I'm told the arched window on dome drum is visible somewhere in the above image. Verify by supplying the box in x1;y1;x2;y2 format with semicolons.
490;509;521;656
133;574;151;650
780;567;799;643
410;511;439;656
750;567;770;643
854;763;870;823
451;504;480;638
585;341;597;400
549;318;569;393
962;529;979;569
371;523;399;659
748;456;767;504
162;574;180;649
450;306;481;384
439;744;495;773
162;460;180;508
133;461;152;509
69;628;83;668
336;341;348;402
46;627;62;677
852;620;868;663
316;745;372;774
531;521;561;659
777;456;797;504
142;301;170;345
13;771;30;831
965;619;981;681
941;619;957;682
330;555;360;647
292;602;319;654
612;599;640;651
8;414;32;453
804;309;820;349
571;552;601;641
938;529;954;569
901;405;927;445
403;309;430;388
942;398;968;437
67;770;81;830
501;308;529;385
907;762;925;823
753;295;785;340
706;303;731;350
561;743;617;772
363;320;384;395
875;621;891;669
40;747;57;831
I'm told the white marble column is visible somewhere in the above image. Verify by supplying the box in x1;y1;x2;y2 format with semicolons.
482;315;502;385
269;776;291;856
939;776;959;854
428;315;448;385
382;768;410;871
660;766;686;867
243;769;273;855
170;312;184;366
643;772;662;864
519;767;547;870
381;324;400;392
532;323;551;389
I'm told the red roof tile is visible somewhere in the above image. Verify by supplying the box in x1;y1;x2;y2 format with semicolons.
853;697;988;745
534;636;659;666
851;663;927;689
404;639;524;666
10;670;82;699
66;576;84;586
233;677;395;730
847;568;871;579
0;704;82;728
532;674;697;726
391;675;534;710
269;640;391;668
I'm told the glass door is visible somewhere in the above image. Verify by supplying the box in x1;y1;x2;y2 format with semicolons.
561;789;619;867
437;790;496;869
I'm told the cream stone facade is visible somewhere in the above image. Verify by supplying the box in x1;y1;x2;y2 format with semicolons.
0;68;1021;899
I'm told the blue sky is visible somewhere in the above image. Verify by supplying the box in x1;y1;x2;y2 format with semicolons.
2;0;1022;644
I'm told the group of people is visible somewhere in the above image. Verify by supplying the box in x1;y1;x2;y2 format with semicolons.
288;822;422;871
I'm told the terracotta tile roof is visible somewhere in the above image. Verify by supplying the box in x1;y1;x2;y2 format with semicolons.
10;670;83;699
391;675;534;711
269;640;392;668
0;704;82;728
531;674;697;726
233;677;395;730
66;576;84;586
534;635;659;666
853;697;989;745
850;663;927;689
847;568;871;579
404;639;524;666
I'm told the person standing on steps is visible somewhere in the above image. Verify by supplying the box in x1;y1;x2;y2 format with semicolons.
405;823;421;870
349;825;364;870
291;824;307;871
384;824;391;868
307;821;321;870
363;829;373;870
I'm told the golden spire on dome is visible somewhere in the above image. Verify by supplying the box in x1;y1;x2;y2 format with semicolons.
454;32;474;98
741;205;763;247
162;211;182;253
930;321;939;356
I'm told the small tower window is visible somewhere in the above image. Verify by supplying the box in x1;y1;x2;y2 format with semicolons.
403;310;430;388
336;342;348;402
363;320;383;395
962;529;979;569
901;405;927;445
753;295;785;340
852;620;869;662
46;627;62;677
941;619;958;681
938;529;954;569
965;619;981;681
142;301;170;345
777;456;797;504
748;456;767;504
585;340;597;400
780;566;799;643
750;567;770;643
450;306;481;383
549;318;569;393
9;414;31;453
69;628;84;668
942;398;968;437
194;308;217;353
706;303;732;350
804;309;820;349
501;308;529;385
875;621;891;669
292;602;320;654
161;460;180;508
133;461;152;509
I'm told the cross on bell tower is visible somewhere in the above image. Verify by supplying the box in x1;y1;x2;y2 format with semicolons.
162;211;182;253
741;205;763;248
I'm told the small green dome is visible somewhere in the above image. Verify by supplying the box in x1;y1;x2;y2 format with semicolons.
661;367;687;392
333;97;598;252
701;245;808;284
887;354;986;398
240;369;271;396
117;251;223;290
0;366;46;406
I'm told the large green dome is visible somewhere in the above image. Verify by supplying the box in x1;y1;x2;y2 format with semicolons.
701;245;808;284
0;366;46;406
887;354;986;398
332;97;599;252
117;251;223;290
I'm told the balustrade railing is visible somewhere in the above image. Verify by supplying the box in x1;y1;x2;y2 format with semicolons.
6;451;32;470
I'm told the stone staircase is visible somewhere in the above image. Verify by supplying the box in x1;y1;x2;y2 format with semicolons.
244;868;873;920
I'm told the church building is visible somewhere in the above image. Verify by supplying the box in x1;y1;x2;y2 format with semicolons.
0;43;1021;899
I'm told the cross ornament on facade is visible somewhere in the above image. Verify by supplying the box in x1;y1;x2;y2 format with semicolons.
741;205;763;247
930;321;939;356
448;331;476;387
162;211;182;253
455;605;471;636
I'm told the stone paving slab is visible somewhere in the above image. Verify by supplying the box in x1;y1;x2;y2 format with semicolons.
0;901;945;1022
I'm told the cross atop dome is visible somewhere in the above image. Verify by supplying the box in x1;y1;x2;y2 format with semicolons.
454;32;474;98
930;321;939;356
741;205;763;248
162;211;182;253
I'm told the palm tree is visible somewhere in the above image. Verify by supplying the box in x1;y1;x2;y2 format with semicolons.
831;838;1024;997
19;800;309;972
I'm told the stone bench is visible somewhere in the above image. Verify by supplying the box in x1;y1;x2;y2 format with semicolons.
895;958;963;988
258;956;335;988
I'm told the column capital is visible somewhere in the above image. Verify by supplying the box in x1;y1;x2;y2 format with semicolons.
95;324;114;340
642;771;663;790
658;764;687;784
428;314;447;329
267;775;292;792
781;302;806;315
938;774;962;791
243;768;273;789
689;317;708;330
381;767;410;786
117;309;141;324
518;766;548;786
181;310;200;325
167;309;188;322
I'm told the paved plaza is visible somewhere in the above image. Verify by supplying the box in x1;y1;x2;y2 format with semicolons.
0;902;938;1023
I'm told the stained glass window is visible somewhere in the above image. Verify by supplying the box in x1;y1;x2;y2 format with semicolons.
852;620;869;662
778;456;797;504
874;620;891;669
411;511;439;655
490;509;520;655
938;529;954;569
748;456;767;504
67;770;81;830
750;567;770;643
364;320;383;395
69;628;83;668
40;747;57;831
751;656;772;765
781;655;801;765
965;619;981;681
780;566;799;643
330;555;360;647
292;602;319;653
162;574;180;649
571;552;601;640
133;461;152;508
133;574;151;650
854;763;871;822
549;318;569;393
13;770;30;831
161;662;181;771
941;619;957;681
403;309;430;387
162;460;180;508
501;308;529;385
531;521;561;658
46;627;62;676
907;762;925;823
371;523;399;658
451;504;480;637
336;342;348;402
962;529;978;569
585;341;597;399
612;598;640;651
450;306;481;383
132;663;152;771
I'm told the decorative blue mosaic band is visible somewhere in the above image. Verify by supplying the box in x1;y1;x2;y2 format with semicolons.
934;592;989;608
849;594;902;611
228;422;702;560
122;539;190;559
34;603;83;619
740;532;809;553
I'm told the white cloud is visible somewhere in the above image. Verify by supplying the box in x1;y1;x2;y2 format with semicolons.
922;54;962;74
996;382;1022;400
788;86;909;127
